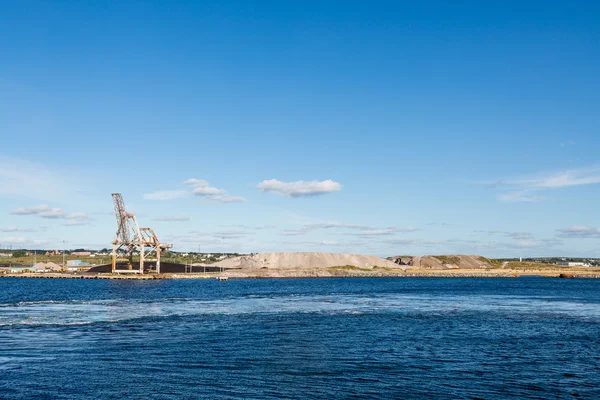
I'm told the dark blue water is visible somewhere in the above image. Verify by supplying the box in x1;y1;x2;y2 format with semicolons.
1;277;599;399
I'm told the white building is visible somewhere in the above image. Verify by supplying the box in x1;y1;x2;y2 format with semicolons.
557;261;589;267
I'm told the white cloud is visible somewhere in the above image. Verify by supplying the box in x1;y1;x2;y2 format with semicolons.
144;179;245;203
10;204;91;226
481;166;600;202
66;212;88;220
557;226;600;238
184;178;209;187
153;216;191;222
10;205;89;220
257;179;342;197
11;205;55;216
193;187;225;195
143;190;187;200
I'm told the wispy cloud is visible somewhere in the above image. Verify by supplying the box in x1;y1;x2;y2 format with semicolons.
282;222;369;236
520;167;600;188
257;179;342;197
385;238;420;246
185;179;246;203
0;236;49;246
188;230;251;239
153;216;191;222
498;190;541;203
557;226;600;238
143;190;187;200
354;227;417;236
144;179;245;203
0;226;37;233
281;221;416;237
0;156;73;202
504;232;533;240
63;220;91;227
10;205;90;226
481;166;600;202
227;224;276;230
472;230;533;240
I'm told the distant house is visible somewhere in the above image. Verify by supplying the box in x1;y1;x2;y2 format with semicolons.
72;251;91;256
557;261;589;267
45;250;61;256
0;253;12;258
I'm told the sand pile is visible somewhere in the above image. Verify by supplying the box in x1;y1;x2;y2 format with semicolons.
215;252;406;270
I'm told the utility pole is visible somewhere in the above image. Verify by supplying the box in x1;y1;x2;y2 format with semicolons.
198;244;204;274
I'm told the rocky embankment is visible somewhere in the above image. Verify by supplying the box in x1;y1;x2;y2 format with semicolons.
388;255;502;269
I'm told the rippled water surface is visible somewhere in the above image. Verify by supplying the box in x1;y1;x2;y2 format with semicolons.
1;277;599;399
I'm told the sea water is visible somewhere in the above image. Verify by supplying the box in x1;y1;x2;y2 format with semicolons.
1;277;599;399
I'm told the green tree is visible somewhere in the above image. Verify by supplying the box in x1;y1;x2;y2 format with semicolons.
12;250;27;257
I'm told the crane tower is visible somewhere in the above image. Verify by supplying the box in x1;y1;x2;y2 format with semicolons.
111;193;172;274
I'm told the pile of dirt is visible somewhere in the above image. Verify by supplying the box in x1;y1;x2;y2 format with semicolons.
214;252;405;270
389;255;498;270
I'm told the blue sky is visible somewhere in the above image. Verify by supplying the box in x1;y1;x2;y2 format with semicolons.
1;1;599;257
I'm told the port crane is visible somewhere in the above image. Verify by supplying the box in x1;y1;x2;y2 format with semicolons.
111;193;172;274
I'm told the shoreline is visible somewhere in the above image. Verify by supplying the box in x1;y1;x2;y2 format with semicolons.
2;268;600;280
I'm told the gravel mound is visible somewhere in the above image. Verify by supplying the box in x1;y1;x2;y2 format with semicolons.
35;262;62;272
215;252;405;270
